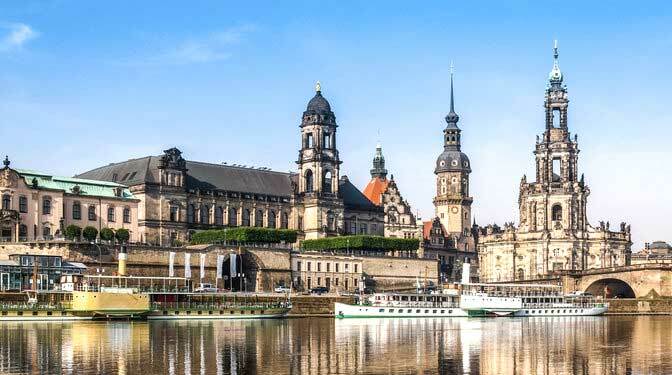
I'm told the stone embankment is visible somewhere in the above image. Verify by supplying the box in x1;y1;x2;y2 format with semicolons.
232;295;354;316
606;298;672;315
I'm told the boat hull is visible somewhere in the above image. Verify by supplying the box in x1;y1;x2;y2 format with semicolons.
147;307;290;320
334;302;469;318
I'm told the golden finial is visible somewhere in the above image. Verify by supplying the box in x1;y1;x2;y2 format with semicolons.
315;81;321;92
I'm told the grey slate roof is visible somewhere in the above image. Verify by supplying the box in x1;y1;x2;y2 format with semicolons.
77;157;378;211
339;178;381;211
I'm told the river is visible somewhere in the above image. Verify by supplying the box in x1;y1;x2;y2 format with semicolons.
0;316;670;374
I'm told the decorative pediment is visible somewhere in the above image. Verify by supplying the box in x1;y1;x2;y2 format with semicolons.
159;147;187;171
71;185;83;195
0;166;19;189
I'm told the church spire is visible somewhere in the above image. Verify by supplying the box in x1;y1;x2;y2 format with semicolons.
370;143;388;179
445;62;460;128
548;40;563;88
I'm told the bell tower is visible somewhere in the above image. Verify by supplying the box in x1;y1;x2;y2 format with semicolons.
519;41;588;234
433;67;473;240
296;82;344;239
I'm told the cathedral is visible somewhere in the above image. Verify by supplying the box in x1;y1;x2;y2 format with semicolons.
477;43;632;282
76;83;384;246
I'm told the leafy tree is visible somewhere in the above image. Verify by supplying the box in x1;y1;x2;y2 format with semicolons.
82;226;98;242
115;228;130;244
64;225;82;241
100;228;115;242
302;235;419;252
190;228;298;245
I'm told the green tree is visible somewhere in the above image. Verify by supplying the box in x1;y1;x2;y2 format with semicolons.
100;228;115;242
115;228;130;244
64;225;82;241
82;226;98;242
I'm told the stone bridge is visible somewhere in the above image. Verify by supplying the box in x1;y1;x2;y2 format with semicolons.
560;264;672;298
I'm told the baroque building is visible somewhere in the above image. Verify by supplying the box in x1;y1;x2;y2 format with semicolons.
0;156;139;242
478;44;632;282
76;83;384;246
362;143;419;239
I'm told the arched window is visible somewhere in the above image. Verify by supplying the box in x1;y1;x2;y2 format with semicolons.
268;210;276;228
255;209;264;227
187;204;195;223
281;212;289;229
305;170;314;192
200;205;210;225
228;208;238;226
552;204;562;221
517;268;524;280
42;197;51;215
170;205;179;222
1;194;10;210
323;132;331;148
326;211;335;231
88;206;97;221
107;206;115;222
215;207;224;226
242;209;251;226
323;170;332;193
123;207;131;223
72;202;81;220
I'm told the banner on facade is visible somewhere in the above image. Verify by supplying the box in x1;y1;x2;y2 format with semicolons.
200;253;206;280
230;253;237;279
168;252;175;277
184;253;191;279
216;255;224;279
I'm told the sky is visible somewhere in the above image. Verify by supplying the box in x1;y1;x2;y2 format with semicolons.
0;1;670;251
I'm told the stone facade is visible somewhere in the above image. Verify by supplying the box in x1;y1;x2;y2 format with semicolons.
290;251;363;292
75;83;384;246
0;157;139;243
478;44;632;282
362;144;418;239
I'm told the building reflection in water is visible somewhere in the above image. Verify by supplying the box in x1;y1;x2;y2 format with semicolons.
0;317;670;374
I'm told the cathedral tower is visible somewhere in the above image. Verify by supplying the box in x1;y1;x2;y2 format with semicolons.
295;82;344;239
433;69;473;239
518;41;588;235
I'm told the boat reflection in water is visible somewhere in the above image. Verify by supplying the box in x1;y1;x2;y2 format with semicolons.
0;316;671;374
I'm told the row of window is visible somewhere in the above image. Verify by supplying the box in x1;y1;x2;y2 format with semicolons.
304;276;356;290
2;195;131;224
296;261;359;273
184;205;289;229
72;202;131;223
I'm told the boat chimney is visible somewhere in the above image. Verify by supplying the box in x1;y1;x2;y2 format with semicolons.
118;245;128;276
461;262;471;285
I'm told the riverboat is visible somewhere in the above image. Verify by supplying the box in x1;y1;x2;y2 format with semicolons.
335;264;607;318
0;275;291;321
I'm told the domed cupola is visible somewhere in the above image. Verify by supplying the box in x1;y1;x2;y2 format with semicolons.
302;82;336;127
435;67;471;174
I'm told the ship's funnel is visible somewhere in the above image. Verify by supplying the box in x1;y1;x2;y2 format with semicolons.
118;245;128;276
461;262;471;285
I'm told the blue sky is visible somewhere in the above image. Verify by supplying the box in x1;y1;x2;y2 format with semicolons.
0;1;670;250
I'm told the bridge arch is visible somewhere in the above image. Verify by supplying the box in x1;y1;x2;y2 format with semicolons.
584;278;636;299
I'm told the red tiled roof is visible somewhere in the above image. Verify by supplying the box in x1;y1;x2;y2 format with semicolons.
362;177;389;205
422;220;433;239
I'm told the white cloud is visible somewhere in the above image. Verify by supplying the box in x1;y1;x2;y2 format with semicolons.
127;25;255;66
0;23;38;52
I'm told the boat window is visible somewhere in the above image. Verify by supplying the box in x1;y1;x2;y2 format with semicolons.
425;310;429;313
407;309;412;313
388;309;393;313
401;296;408;301
379;309;384;313
410;296;416;301
398;309;403;313
449;310;453;313
441;310;445;314
432;310;437;314
416;310;420;313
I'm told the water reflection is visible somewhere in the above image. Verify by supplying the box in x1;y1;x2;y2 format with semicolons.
0;316;670;374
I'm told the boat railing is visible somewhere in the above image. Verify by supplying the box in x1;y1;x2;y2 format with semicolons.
368;301;459;308
0;302;72;311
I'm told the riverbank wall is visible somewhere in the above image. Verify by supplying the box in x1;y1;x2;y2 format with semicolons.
606;298;672;315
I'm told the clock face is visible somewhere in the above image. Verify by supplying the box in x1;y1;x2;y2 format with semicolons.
451;207;459;214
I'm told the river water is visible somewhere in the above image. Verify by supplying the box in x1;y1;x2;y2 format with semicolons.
0;316;670;374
